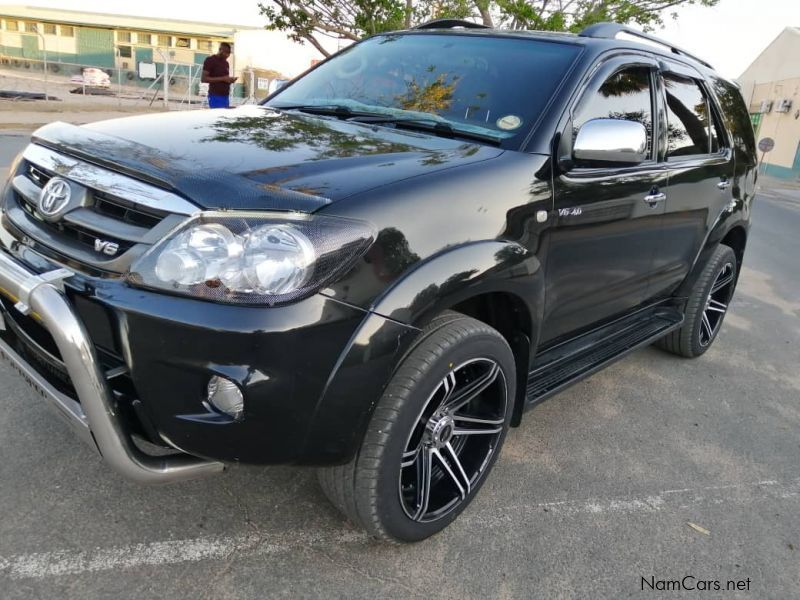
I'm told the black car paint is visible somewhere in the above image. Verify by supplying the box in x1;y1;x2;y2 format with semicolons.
0;30;756;465
33;108;505;210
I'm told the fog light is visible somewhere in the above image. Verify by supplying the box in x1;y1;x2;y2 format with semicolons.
207;376;244;420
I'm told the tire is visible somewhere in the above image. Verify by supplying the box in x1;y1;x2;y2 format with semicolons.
318;311;516;543
657;244;737;358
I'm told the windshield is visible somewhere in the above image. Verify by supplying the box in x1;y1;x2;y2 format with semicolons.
267;33;581;145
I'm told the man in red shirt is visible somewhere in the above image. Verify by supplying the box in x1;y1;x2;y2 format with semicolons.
202;42;237;108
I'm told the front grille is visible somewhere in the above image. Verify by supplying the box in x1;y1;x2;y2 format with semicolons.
28;164;51;187
23;159;168;230
18;198;136;255
93;191;164;229
6;145;197;274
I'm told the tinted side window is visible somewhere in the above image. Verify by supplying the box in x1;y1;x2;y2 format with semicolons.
709;76;757;161
574;66;653;157
664;74;716;157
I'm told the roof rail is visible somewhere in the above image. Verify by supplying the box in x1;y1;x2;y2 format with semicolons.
413;18;490;30
579;22;714;70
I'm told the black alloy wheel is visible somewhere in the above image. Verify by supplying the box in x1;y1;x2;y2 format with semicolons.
318;311;516;542
698;261;735;347
657;243;738;358
398;357;507;523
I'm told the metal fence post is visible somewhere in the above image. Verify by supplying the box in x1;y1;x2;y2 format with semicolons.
33;25;48;102
164;52;169;108
114;48;121;108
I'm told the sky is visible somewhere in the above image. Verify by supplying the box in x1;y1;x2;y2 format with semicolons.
18;0;800;78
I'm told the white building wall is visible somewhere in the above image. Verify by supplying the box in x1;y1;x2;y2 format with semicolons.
232;29;338;78
738;27;800;108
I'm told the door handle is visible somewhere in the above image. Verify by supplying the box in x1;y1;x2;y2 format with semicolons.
717;179;730;190
643;192;666;207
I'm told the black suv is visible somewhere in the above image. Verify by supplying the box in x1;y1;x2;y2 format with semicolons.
0;21;756;542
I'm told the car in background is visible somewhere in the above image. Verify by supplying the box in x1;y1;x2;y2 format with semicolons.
69;67;111;88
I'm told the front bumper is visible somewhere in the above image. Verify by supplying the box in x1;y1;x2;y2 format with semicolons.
0;237;414;473
0;249;225;483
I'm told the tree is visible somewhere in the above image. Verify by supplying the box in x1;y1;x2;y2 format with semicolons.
258;0;719;58
257;0;407;56
494;0;719;32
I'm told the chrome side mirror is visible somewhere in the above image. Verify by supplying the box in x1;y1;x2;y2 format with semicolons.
573;118;648;165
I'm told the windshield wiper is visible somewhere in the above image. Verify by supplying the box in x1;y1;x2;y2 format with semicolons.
271;105;502;145
271;104;358;118
349;115;502;145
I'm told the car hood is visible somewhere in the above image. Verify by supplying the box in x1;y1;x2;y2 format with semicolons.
31;106;504;212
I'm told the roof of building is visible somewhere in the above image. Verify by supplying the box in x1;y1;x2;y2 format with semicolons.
0;5;261;37
739;26;800;79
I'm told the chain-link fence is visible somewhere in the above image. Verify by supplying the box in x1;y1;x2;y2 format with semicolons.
0;54;263;109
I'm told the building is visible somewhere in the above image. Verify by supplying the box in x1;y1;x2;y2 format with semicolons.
738;27;800;180
0;5;325;97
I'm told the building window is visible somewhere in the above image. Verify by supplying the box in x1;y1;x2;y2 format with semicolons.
198;39;213;52
157;34;171;47
61;25;74;37
25;21;37;33
137;32;151;45
118;30;132;43
43;23;57;35
175;37;190;48
118;45;132;58
6;20;18;31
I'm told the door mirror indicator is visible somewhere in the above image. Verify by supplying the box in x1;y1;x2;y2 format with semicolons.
573;118;648;165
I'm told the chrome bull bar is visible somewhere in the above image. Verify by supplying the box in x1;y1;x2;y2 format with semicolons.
0;250;224;484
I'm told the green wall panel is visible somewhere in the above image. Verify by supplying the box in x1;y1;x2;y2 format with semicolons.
194;52;209;65
21;34;40;59
76;26;114;67
137;47;153;63
762;162;800;180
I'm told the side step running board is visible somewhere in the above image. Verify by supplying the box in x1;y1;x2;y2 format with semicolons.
526;312;682;407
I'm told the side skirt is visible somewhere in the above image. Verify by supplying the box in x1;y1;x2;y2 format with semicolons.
525;306;683;410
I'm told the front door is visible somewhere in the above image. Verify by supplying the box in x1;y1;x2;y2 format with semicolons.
541;59;667;344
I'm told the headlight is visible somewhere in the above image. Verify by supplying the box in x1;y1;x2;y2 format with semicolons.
127;212;374;305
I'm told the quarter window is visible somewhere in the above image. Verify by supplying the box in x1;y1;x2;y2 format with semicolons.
574;66;654;159
663;74;719;157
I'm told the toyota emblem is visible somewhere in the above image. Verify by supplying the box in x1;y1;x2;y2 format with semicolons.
38;177;72;217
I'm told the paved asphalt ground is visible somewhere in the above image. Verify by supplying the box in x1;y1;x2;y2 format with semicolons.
0;132;798;599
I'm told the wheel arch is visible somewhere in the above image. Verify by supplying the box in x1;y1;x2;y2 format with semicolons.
720;224;747;278
302;240;544;463
372;241;544;429
448;292;533;427
676;220;748;299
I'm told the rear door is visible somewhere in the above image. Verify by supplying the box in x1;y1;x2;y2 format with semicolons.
648;65;735;297
541;56;668;344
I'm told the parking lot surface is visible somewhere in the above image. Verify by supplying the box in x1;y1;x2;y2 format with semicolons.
1;132;798;598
